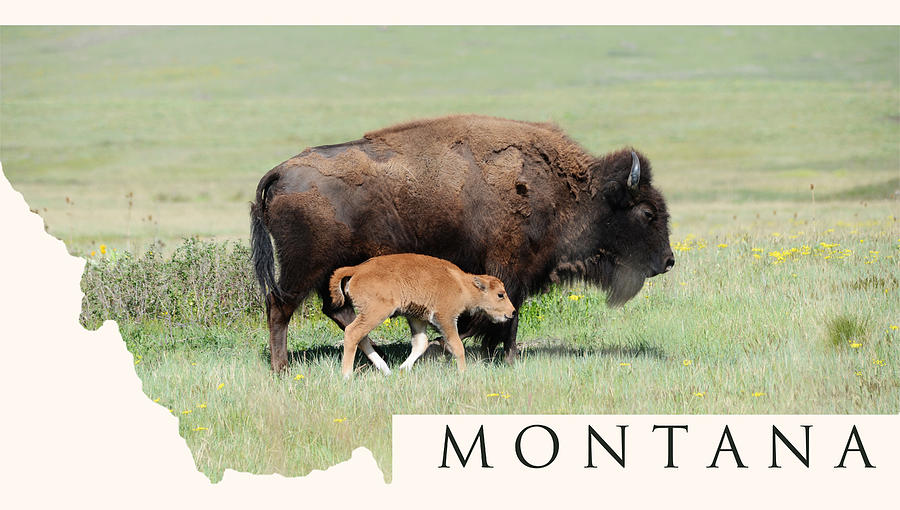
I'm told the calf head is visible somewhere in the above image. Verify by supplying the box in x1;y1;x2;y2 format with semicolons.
472;276;516;322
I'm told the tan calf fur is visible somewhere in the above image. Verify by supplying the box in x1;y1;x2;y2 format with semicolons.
329;253;516;378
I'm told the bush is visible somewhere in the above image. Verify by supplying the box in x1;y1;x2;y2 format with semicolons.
80;238;261;328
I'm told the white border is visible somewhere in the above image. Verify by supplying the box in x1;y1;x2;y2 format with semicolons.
1;0;899;25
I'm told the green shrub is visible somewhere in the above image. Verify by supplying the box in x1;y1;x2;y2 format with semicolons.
80;238;261;328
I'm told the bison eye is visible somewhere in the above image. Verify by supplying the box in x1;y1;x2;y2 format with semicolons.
642;209;654;221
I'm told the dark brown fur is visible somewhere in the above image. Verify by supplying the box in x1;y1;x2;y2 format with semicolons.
251;114;674;371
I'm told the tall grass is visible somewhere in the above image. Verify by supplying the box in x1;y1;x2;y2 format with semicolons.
79;213;900;481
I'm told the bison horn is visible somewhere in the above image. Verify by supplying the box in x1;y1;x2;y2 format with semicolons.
627;150;641;191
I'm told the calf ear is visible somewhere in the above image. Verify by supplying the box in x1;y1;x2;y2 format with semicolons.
472;276;486;291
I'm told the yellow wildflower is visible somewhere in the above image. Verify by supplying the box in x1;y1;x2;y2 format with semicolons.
568;294;583;301
849;343;862;349
153;398;160;403
383;318;390;325
619;362;631;367
216;383;225;390
198;403;207;408
752;392;766;397
90;251;96;257
191;362;197;366
486;393;500;397
100;244;107;255
294;374;304;380
682;359;692;366
192;426;208;432
890;325;898;331
872;359;885;366
717;243;728;248
333;418;346;423
693;392;705;397
181;410;192;415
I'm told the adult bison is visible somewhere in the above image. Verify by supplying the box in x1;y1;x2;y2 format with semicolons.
251;114;674;372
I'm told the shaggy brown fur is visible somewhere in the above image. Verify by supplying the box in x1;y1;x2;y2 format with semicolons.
251;114;674;372
329;253;515;378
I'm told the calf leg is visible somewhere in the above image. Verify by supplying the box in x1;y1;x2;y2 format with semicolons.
341;304;394;379
399;317;430;371
437;317;467;373
359;335;391;375
341;315;372;379
324;304;389;375
267;294;296;372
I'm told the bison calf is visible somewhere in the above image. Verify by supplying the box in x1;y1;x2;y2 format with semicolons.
329;253;516;378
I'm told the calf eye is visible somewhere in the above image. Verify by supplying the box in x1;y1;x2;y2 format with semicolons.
498;293;505;299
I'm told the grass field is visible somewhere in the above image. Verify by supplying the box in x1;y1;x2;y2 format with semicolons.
2;27;899;482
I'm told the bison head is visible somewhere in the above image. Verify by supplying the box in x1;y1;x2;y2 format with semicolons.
590;149;674;306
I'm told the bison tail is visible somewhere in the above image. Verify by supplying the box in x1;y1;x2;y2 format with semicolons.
250;171;283;305
328;267;355;308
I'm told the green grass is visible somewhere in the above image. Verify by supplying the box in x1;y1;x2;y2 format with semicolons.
86;210;900;482
3;27;899;482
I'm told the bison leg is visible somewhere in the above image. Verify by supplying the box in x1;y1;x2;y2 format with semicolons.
502;314;520;364
499;291;525;363
398;317;430;371
478;301;521;363
267;295;296;372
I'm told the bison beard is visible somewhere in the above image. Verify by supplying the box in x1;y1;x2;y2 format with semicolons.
550;254;646;308
599;257;646;307
251;114;673;371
